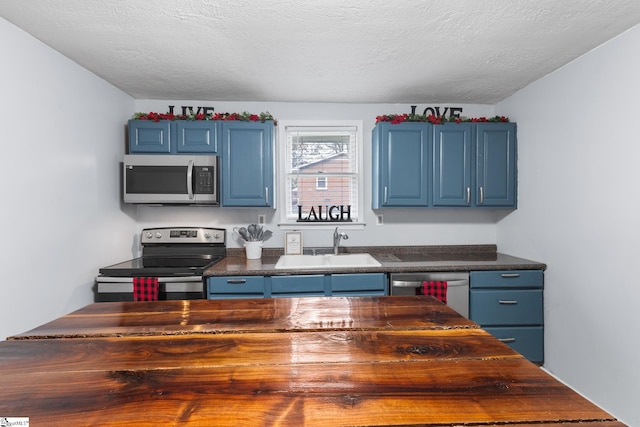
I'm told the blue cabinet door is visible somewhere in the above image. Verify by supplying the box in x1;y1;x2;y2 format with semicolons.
270;275;328;297
475;123;517;207
128;120;173;153
129;120;220;154
207;276;266;299
372;122;431;208
483;326;544;363
221;121;274;207
432;123;473;206
331;273;387;296
176;121;219;154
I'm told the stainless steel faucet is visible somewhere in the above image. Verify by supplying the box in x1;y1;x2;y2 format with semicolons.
333;227;349;255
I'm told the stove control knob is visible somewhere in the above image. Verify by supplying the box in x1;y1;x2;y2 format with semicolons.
155;232;162;239
204;232;211;239
145;232;153;239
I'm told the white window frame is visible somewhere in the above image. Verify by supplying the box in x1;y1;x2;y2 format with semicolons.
277;120;364;229
316;176;328;190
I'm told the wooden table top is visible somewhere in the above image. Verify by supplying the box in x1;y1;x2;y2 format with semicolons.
0;296;624;426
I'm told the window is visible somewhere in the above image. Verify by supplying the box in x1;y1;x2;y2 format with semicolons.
316;177;327;190
278;121;363;225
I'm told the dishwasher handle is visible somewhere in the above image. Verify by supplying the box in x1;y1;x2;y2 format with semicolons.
391;279;468;287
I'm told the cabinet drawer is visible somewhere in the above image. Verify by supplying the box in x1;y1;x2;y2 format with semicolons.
470;270;543;288
483;326;544;363
208;276;265;294
470;289;543;325
331;273;387;292
271;275;327;295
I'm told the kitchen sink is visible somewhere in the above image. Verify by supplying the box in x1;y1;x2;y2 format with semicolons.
274;253;382;269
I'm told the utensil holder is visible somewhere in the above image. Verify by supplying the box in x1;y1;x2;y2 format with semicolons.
245;241;263;260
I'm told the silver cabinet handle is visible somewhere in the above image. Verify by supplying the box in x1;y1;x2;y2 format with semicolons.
187;159;194;199
498;300;518;304
498;337;516;343
226;279;247;284
265;187;269;205
501;273;520;278
466;187;471;204
480;186;484;204
384;186;388;204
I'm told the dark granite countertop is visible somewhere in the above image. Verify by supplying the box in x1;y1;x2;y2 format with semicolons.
204;244;546;277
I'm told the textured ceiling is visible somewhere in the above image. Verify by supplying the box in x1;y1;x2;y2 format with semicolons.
2;0;640;104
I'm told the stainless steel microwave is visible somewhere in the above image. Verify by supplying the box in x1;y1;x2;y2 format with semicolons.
123;154;219;205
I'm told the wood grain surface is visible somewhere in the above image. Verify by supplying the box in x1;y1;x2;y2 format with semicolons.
0;296;623;426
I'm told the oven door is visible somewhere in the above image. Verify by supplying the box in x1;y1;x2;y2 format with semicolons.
95;276;205;302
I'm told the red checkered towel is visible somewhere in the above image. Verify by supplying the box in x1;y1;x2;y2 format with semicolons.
422;280;447;304
133;277;159;302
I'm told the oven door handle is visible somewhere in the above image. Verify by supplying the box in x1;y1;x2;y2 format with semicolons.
97;276;203;283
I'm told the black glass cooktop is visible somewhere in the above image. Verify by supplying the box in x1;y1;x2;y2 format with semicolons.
98;256;223;277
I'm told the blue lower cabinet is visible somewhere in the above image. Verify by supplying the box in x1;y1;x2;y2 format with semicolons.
469;289;543;325
470;270;544;363
331;273;387;296
207;273;388;299
207;276;266;299
271;275;328;298
483;326;544;364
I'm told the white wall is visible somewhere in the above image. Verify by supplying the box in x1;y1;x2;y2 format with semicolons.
496;23;640;426
133;100;505;249
3;10;634;424
0;18;136;340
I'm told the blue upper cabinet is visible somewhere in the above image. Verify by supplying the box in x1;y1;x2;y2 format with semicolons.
432;123;473;206
372;122;432;208
128;120;173;153
373;121;517;209
221;121;274;207
433;122;516;208
475;123;517;207
175;121;219;154
128;120;219;154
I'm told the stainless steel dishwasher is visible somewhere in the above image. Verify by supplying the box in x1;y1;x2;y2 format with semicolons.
389;272;470;318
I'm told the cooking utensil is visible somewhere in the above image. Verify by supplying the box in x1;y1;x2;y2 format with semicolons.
247;224;257;239
234;224;271;242
233;227;250;241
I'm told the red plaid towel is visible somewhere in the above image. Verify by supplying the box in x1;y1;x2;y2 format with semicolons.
422;280;447;304
133;277;159;301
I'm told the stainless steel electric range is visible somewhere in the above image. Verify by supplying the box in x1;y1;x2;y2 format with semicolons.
95;227;226;302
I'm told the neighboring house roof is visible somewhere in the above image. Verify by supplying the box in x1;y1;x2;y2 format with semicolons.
293;152;348;172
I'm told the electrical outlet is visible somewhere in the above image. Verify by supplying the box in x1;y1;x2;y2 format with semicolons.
258;214;266;224
376;214;383;225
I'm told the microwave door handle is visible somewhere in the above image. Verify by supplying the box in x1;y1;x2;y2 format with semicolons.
187;160;194;199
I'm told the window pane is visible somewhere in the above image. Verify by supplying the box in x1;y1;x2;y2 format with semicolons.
283;124;360;223
287;128;357;174
286;176;358;220
316;177;327;189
